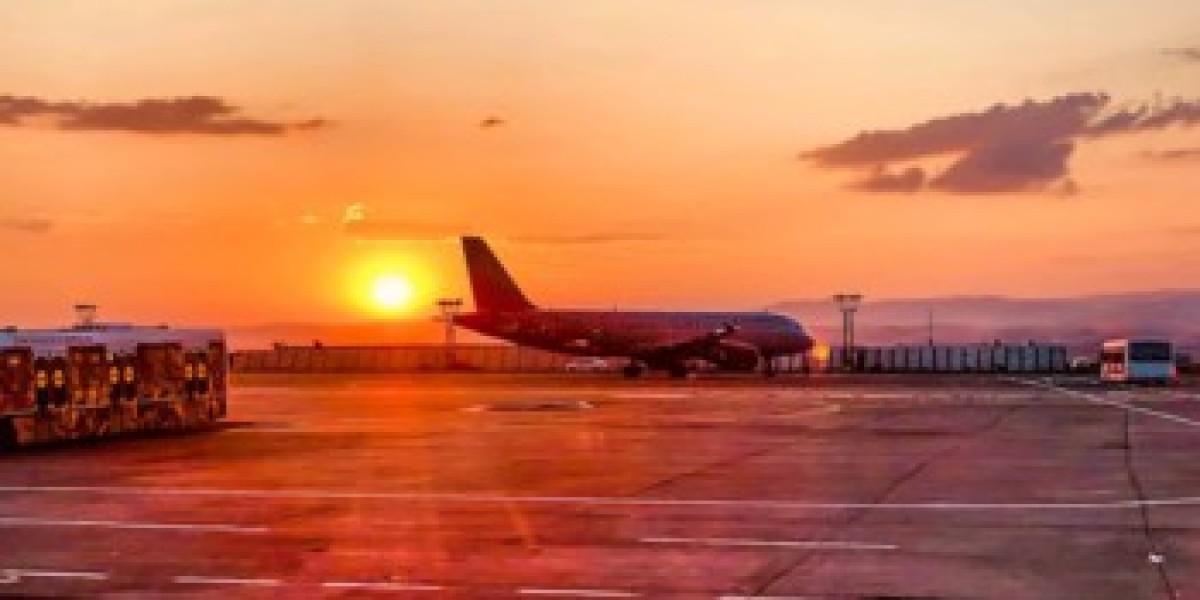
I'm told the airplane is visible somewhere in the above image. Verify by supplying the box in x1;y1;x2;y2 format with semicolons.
453;236;814;378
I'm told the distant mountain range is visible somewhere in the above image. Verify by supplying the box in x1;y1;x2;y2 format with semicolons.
769;290;1200;353
226;290;1200;354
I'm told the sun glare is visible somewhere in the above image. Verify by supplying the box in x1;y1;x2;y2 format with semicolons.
372;275;415;312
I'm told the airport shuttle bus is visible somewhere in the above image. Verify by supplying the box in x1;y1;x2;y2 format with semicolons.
1100;339;1176;384
0;323;227;448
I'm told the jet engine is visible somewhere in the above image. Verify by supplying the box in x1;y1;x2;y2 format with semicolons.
704;341;761;372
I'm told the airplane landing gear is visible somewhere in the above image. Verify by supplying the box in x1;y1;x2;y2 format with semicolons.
667;363;690;379
763;357;778;378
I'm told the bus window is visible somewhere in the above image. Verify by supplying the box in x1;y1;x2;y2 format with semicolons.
1;348;33;411
136;343;185;400
68;346;107;406
1130;342;1172;362
49;357;68;407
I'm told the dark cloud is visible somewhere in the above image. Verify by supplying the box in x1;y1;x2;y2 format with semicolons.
931;138;1075;194
0;218;52;234
1056;179;1080;197
1144;148;1200;161
1086;99;1200;136
513;233;665;245
803;93;1200;195
802;94;1104;167
1165;48;1200;62
853;166;926;193
0;95;326;135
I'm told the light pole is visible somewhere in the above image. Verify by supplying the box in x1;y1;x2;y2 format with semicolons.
436;298;463;370
833;293;863;371
74;303;98;328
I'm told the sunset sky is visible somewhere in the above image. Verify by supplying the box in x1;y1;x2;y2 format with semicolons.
2;0;1200;328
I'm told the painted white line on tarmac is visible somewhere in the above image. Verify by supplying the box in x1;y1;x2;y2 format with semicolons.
0;516;267;533
1011;378;1200;429
3;484;1199;511
322;581;444;592
2;569;109;581
719;596;815;600
174;575;281;586
519;588;640;598
641;537;897;551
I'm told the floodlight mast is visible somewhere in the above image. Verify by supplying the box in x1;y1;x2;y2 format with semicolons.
436;298;464;369
74;303;98;328
832;293;863;371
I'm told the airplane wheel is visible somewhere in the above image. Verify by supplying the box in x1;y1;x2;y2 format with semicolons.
622;364;645;378
667;364;689;379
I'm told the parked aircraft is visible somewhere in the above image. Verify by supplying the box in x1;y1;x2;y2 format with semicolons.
454;236;813;377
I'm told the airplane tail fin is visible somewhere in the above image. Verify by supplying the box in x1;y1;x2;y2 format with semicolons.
462;237;536;313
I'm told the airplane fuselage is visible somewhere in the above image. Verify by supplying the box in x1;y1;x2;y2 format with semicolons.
455;309;812;360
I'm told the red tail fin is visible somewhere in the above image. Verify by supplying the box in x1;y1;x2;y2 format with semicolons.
462;237;536;313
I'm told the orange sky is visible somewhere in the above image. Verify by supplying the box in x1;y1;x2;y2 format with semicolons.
2;0;1200;327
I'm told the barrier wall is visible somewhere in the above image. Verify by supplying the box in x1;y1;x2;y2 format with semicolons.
232;344;575;373
233;343;1069;374
820;343;1068;374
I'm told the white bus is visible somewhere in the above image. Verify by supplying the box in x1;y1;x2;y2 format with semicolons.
0;320;227;448
1100;339;1176;384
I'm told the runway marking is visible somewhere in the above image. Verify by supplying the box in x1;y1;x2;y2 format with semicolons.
519;588;640;598
0;516;268;534
718;596;814;600
5;484;1200;511
2;569;109;581
640;537;897;551
174;575;281;586
322;581;444;592
1012;378;1200;429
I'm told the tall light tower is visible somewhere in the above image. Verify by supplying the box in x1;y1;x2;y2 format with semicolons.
833;293;863;371
436;298;464;369
73;303;98;328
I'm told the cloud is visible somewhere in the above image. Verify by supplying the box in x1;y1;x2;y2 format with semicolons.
1144;148;1200;161
1165;47;1200;62
340;203;460;241
801;94;1104;167
852;166;926;193
1056;179;1080;197
1086;99;1200;136
931;138;1075;194
0;95;326;135
802;93;1200;195
0;218;52;234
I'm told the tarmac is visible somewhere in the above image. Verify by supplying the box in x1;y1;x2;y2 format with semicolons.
2;373;1200;599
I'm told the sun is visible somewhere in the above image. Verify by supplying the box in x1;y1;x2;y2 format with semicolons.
371;274;415;312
